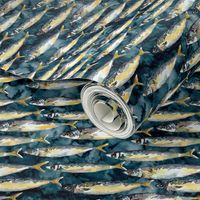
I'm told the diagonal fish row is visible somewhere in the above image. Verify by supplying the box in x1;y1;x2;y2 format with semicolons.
0;0;200;199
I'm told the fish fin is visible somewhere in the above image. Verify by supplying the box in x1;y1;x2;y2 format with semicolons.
17;96;31;106
1;32;13;42
33;109;44;116
25;32;32;39
185;149;198;159
139;48;145;56
185;12;190;20
22;4;27;11
154;18;163;24
133;75;144;87
114;162;126;170
50;177;63;187
10;148;23;158
37;135;50;144
32;161;49;172
96;143;109;153
128;27;132;32
60;25;65;32
142;180;154;189
60;57;65;64
36;62;44;71
66;121;78;128
11;192;23;200
177;45;185;57
176;97;190;106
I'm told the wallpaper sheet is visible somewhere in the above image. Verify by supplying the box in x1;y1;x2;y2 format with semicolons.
0;0;200;199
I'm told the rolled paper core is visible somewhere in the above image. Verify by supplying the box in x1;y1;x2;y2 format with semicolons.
81;82;135;139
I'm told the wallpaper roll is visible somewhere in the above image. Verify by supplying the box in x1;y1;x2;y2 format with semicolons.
0;0;199;141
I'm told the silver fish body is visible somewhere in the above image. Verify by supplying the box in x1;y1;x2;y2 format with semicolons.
0;0;23;17
124;164;200;179
0;177;62;192
0;135;49;146
0;161;48;177
157;121;200;132
182;80;200;90
158;179;200;193
24;143;108;157
107;149;197;161
187;18;200;45
26;80;87;90
29;97;81;107
61;127;114;140
131;136;200;147
43;111;88;120
120;193;199;200
64;181;151;195
0;120;75;132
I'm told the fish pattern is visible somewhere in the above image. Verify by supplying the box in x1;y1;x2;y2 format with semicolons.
0;0;199;199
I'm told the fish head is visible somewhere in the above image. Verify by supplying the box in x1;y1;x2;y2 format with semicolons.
123;168;143;177
0;122;10;131
180;63;189;73
46;164;62;171
157;123;176;132
131;138;147;145
26;82;40;89
152;45;161;53
106;152;122;159
64;185;76;192
24;149;39;156
43;112;58;119
61;129;80;139
30;99;45;106
155;182;168;190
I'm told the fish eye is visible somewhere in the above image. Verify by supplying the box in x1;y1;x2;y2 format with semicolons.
136;138;141;144
38;99;45;105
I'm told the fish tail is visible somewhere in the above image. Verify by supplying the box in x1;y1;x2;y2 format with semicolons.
11;192;23;200
37;135;50;144
32;161;49;172
133;75;144;87
66;121;78;128
177;45;185;57
114;161;127;170
140;127;153;136
0;86;8;94
2;32;13;42
50;177;63;187
15;52;25;59
142;180;154;189
96;143;109;153
10;148;23;158
176;97;190;106
185;149;198;159
17;96;31;106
